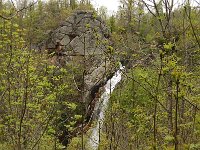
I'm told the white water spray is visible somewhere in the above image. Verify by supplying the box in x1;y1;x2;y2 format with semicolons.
88;64;124;150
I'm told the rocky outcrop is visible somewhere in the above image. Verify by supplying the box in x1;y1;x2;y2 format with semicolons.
43;10;114;104
44;10;110;53
40;10;115;146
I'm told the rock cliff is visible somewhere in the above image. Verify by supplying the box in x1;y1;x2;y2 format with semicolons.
40;10;115;146
43;10;114;104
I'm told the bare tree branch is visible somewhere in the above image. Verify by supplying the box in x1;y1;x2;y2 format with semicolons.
141;0;156;17
0;0;38;20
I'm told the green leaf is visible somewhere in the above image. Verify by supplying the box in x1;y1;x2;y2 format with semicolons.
164;42;174;51
74;115;82;120
164;135;174;142
67;103;77;110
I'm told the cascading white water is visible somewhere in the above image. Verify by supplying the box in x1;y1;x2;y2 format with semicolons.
88;64;124;150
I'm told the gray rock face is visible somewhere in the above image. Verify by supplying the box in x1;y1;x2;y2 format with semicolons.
44;10;113;105
45;10;110;53
60;36;70;45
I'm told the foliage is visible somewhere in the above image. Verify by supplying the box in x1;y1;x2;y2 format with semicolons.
0;10;80;149
0;0;200;149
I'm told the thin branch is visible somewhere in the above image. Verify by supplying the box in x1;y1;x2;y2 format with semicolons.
0;0;38;20
10;0;17;11
184;98;200;111
184;6;200;48
141;0;156;17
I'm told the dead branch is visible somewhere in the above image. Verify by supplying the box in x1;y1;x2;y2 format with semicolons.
0;0;38;20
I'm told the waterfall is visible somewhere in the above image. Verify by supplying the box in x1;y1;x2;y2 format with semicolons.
87;64;124;150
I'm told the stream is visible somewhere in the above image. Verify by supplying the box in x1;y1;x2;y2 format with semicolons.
87;64;124;149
